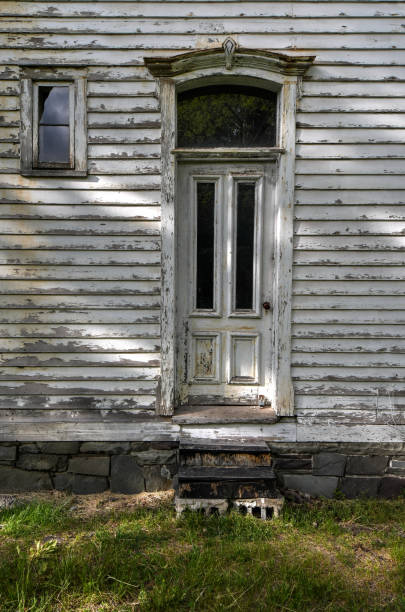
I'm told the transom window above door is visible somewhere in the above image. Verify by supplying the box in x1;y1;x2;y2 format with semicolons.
177;85;278;148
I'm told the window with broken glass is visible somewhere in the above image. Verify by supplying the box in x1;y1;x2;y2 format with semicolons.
33;83;74;168
20;68;87;177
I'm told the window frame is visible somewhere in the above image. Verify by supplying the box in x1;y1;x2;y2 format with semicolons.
20;66;87;177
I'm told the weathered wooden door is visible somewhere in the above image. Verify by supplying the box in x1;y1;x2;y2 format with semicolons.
176;161;275;406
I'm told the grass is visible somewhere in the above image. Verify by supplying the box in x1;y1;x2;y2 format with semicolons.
0;492;404;611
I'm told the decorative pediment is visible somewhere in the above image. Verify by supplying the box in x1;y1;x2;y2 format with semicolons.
145;41;315;78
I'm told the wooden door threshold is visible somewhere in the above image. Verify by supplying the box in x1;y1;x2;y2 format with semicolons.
172;404;278;425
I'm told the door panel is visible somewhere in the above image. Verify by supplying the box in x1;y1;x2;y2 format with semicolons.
176;162;274;406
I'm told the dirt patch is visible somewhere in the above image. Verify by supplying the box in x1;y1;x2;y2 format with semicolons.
2;489;175;519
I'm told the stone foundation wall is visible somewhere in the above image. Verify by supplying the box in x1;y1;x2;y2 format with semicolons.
269;442;405;499
0;442;178;494
0;441;404;498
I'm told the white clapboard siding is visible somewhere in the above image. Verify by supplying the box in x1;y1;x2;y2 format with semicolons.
88;128;161;144
293;310;405;325
0;48;404;67
296;144;405;159
0;395;157;411
0;295;161;308
0;2;404;433
293;324;405;339
294;251;405;266
0;338;161;352
4;18;405;36
0;208;161;222
293;339;405;353
297;129;405;145
295;191;405;205
88;144;161;158
0;266;161;281
3;3;405;19
296;160;405;174
294;267;405;281
295;206;405;221
0;324;161;338
295;236;405;250
3;33;405;51
0;175;161;190
0;190;161;204
293;280;405;296
298;98;405;113
0;353;160;367
0;280;159;294
88;98;159;112
0;309;160;324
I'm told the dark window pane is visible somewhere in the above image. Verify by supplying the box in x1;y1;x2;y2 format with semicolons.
39;86;69;125
39;125;70;163
235;183;255;310
178;85;277;148
196;182;215;309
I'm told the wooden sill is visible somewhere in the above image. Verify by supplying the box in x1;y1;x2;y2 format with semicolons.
173;404;279;425
172;147;285;161
21;170;87;177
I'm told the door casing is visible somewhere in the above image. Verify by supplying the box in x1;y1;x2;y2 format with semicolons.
144;46;316;416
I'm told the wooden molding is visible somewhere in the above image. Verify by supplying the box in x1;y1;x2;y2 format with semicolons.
145;47;315;78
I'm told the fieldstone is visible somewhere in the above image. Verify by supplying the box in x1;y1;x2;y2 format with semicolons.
144;465;173;492
72;475;109;495
110;455;144;494
388;459;405;473
0;466;52;492
379;476;405;499
79;442;130;454
346;455;388;476
150;442;179;450
0;494;19;509
68;456;110;476
340;477;380;499
281;474;338;498
17;454;67;472
19;443;39;454
37;442;80;455
131;449;177;465
274;455;312;471
53;472;74;492
313;453;346;477
0;446;16;461
130;442;152;451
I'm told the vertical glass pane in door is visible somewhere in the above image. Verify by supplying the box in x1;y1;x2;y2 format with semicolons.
235;182;255;310
196;182;215;309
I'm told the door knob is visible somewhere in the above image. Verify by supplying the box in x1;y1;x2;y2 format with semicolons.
262;301;271;311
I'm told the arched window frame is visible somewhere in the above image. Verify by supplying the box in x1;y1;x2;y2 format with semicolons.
145;45;315;417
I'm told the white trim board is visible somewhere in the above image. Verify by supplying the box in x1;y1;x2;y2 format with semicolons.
1;422;404;443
